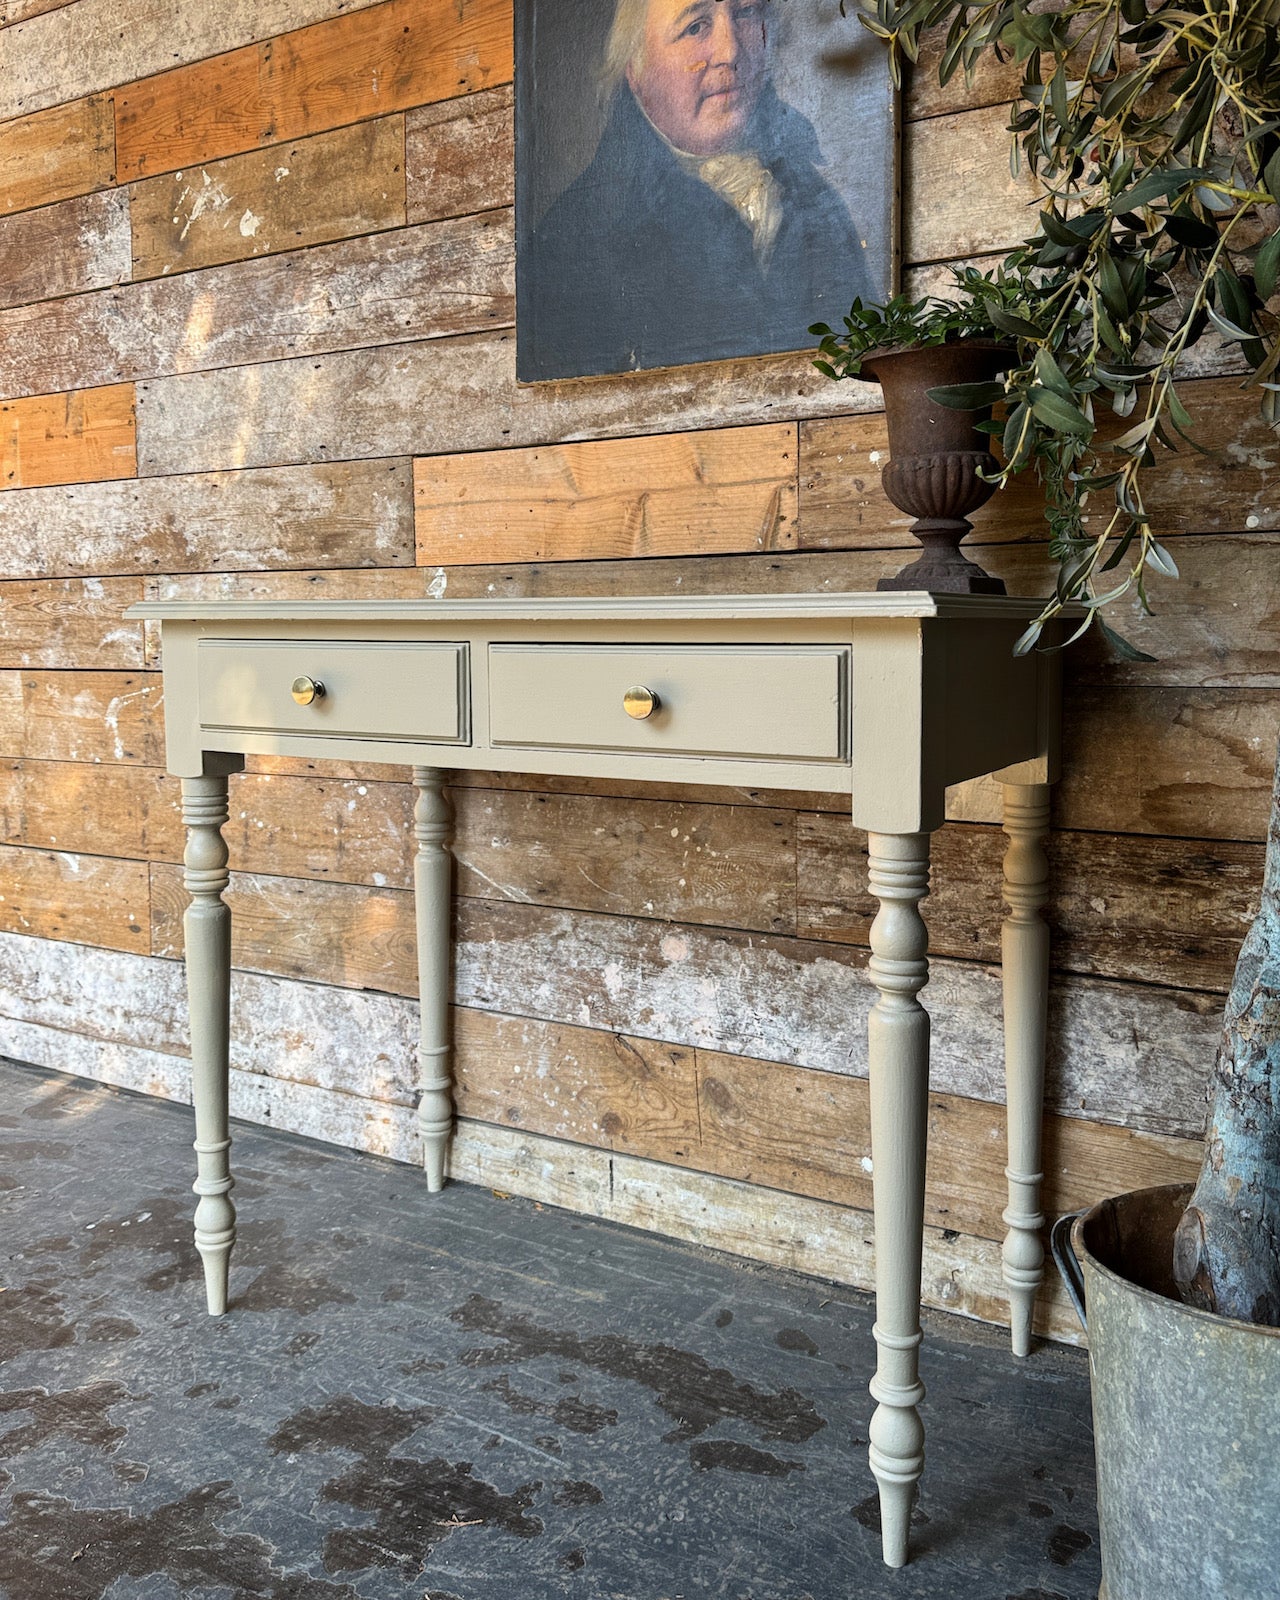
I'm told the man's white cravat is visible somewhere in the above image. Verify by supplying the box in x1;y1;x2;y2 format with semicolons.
694;150;783;266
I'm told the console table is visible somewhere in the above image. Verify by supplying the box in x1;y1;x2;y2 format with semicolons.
130;592;1059;1569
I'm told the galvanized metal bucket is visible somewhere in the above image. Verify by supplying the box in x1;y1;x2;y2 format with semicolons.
1052;1183;1280;1600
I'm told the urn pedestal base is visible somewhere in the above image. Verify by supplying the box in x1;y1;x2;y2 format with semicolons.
875;448;1006;595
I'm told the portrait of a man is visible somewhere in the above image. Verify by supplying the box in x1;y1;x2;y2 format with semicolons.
516;0;897;382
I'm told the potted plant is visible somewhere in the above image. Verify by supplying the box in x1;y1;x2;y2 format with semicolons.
814;0;1280;1592
811;290;1015;593
816;0;1279;659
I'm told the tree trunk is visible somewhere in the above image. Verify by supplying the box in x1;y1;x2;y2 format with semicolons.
1173;737;1280;1325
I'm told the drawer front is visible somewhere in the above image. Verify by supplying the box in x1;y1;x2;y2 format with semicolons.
488;645;848;763
198;639;469;743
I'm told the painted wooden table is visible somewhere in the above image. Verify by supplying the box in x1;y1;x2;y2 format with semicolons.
130;592;1060;1569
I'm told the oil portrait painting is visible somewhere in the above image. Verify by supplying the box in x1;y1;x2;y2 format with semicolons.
516;0;898;382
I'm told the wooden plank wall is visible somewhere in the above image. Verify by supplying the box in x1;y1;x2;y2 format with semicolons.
2;0;1276;1346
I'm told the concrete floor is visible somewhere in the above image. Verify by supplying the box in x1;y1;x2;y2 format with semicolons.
0;1055;1101;1600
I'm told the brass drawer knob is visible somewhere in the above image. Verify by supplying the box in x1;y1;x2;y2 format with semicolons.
290;675;325;706
622;685;660;720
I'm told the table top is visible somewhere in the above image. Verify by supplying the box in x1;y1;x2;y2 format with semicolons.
127;592;1049;624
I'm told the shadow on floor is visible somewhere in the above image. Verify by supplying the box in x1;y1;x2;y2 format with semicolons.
0;1057;1100;1600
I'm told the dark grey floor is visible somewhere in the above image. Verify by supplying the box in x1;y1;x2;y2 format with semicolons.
0;1056;1100;1600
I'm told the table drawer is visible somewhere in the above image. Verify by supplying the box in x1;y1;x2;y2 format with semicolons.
488;644;848;762
197;639;469;744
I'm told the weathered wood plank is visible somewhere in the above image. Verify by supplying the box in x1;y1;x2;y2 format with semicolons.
0;383;135;490
0;0;79;28
113;0;513;181
415;425;800;566
0;918;1204;1221
0;93;112;216
799;377;1280;552
148;871;1219;1138
0;577;143;668
451;785;796;933
1060;688;1278;842
129;117;407;280
0;672;22;751
0;760;416;879
905;102;1042;262
150;861;415;994
453;1007;1200;1243
135;332;878;477
19;735;1248;993
906;29;1026;120
0;844;149;951
6;670;164;763
0;213;512;400
0;0;394;120
0;459;413;579
799;814;1262;994
0;189;128;310
0;758;181;858
405;84;512;224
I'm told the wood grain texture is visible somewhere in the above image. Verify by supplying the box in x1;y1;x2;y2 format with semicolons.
113;0;513;181
935;688;1277;842
906;29;1025;120
1;670;164;763
0;384;135;490
452;1007;1200;1242
446;1118;1082;1345
0;0;78;27
0;758;182;858
0;459;412;579
799;814;1262;995
415;425;799;566
406;84;512;224
129;117;406;280
1061;688;1278;841
0;0;395;120
0;844;149;951
0;674;19;758
0;212;512;399
147;870;1220;1139
135;332;877;477
0;189;128;310
0;93;112;216
451;784;796;933
0;919;1191;1342
905;102;1042;261
15;750;1246;993
0;576;143;667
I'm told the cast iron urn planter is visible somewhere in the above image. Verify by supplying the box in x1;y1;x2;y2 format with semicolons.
860;340;1012;595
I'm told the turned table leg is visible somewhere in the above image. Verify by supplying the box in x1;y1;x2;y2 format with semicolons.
865;831;932;1569
999;782;1052;1357
182;774;236;1316
413;766;454;1191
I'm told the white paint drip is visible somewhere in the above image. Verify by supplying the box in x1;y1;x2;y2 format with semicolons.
427;567;448;600
176;170;232;241
239;209;262;238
